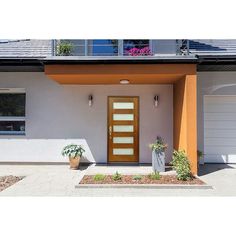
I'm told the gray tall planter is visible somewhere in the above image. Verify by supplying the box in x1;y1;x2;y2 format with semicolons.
152;150;165;172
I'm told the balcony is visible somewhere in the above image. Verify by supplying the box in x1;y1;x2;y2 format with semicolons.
51;40;190;58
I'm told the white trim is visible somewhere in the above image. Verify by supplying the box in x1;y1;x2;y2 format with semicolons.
0;131;25;135
0;117;25;121
0;88;25;93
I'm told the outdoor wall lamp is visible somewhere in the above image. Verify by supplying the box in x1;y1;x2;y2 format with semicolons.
88;94;93;107
154;95;159;107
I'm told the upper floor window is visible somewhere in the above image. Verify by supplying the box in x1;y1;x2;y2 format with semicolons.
90;40;118;56
123;40;151;56
0;88;25;135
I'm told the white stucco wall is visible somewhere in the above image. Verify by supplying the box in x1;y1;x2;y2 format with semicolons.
198;71;236;162
0;72;173;163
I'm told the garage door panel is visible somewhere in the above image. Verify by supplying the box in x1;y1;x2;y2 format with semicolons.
205;137;236;146
205;121;236;129
204;96;236;163
204;104;236;112
205;96;236;104
204;154;236;163
205;112;236;121
205;145;236;154
205;129;236;138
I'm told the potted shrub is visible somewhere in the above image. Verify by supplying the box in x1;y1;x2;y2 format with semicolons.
57;41;73;56
61;144;85;170
197;150;204;166
149;136;168;172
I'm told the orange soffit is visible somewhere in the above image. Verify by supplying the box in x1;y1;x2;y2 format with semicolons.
44;64;197;84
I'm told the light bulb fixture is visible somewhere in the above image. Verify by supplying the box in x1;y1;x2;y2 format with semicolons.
120;79;130;84
154;95;159;107
88;94;93;107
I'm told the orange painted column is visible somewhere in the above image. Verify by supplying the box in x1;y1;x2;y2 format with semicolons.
173;74;197;174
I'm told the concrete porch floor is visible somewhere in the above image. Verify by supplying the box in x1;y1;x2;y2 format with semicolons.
0;163;236;196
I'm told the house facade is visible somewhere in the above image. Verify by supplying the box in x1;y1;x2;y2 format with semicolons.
0;39;236;174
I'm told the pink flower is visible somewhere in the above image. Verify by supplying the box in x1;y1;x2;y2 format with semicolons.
126;47;152;56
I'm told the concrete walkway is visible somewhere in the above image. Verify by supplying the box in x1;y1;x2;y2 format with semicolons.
0;163;236;196
0;164;88;196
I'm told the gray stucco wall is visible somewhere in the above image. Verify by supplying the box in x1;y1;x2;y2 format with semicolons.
0;72;173;163
197;71;236;162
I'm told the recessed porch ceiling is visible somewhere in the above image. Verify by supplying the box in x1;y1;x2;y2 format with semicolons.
44;64;196;84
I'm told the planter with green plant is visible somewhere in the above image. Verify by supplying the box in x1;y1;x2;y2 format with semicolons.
57;41;73;56
170;150;192;181
197;150;204;166
61;144;85;170
149;136;167;172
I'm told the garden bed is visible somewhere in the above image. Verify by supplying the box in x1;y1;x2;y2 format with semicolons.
80;175;205;185
0;176;24;192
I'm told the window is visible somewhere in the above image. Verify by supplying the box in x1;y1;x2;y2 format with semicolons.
123;40;151;56
89;40;118;56
0;89;26;135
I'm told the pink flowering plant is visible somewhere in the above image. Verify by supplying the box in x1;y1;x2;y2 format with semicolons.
125;46;152;56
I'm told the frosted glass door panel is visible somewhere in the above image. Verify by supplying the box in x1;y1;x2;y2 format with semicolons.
113;114;134;121
113;102;134;109
113;148;134;155
113;137;134;144
113;125;134;132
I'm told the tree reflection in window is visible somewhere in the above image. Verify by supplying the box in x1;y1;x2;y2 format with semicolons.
91;40;118;56
0;94;25;116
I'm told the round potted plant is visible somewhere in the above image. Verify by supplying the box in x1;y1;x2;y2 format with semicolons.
149;136;168;172
61;144;85;170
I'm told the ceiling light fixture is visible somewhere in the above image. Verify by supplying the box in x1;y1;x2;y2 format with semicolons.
120;79;130;84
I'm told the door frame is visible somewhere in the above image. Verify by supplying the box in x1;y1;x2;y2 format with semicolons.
107;96;139;163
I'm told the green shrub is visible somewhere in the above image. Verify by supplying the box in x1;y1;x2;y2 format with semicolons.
148;171;161;180
149;136;168;152
57;41;73;56
93;174;105;181
61;144;85;158
132;175;142;180
112;171;122;181
171;150;192;181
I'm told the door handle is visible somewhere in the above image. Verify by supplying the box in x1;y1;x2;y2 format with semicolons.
109;126;112;139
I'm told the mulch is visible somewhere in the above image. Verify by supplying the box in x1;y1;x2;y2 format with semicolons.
0;176;24;192
80;175;205;185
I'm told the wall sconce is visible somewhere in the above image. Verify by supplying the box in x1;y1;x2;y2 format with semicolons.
88;94;93;107
154;95;159;107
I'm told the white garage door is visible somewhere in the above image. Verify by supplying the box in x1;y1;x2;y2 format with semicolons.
204;95;236;163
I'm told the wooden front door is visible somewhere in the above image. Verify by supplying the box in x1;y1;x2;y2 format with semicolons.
108;97;139;162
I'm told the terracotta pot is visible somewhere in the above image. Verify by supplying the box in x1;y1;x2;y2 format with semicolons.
69;156;80;170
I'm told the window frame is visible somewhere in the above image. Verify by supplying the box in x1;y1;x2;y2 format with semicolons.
0;88;26;135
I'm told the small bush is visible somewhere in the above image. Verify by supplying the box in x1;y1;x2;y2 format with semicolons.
112;171;122;181
149;136;168;152
148;171;161;180
57;41;73;56
132;175;142;180
93;174;105;181
171;150;192;181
